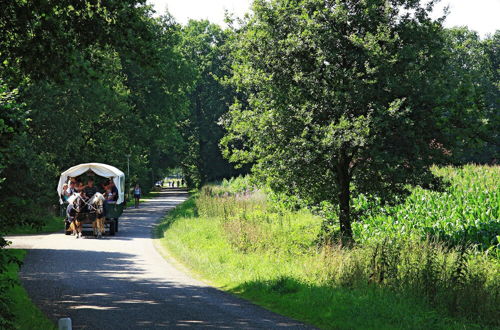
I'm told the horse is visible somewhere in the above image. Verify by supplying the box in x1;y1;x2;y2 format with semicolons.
66;192;107;238
89;192;106;238
66;193;85;238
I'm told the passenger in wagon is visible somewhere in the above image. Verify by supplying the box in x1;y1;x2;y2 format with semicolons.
61;183;70;202
103;180;118;216
75;181;84;193
83;178;97;199
66;181;78;195
104;187;113;201
108;181;118;201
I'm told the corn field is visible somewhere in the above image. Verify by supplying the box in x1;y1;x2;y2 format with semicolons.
352;165;499;252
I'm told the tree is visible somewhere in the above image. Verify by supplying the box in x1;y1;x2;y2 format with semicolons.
0;80;26;328
441;28;499;164
0;2;189;219
0;0;161;197
222;0;461;241
117;14;190;188
178;20;245;187
0;0;155;83
481;31;500;163
0;4;189;326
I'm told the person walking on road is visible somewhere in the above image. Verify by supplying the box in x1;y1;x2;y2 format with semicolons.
134;184;141;208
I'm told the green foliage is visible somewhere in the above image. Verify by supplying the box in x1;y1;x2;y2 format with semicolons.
352;165;500;251
0;80;37;236
1;250;55;330
0;80;25;193
0;3;191;322
0;248;20;329
159;167;500;328
204;175;256;196
441;28;499;163
0;2;190;230
0;0;154;82
178;20;247;188
7;216;63;235
222;0;483;239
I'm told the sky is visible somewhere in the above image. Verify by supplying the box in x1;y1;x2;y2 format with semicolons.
148;0;499;37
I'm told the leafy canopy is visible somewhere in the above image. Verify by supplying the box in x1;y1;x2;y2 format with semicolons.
222;0;465;238
178;20;246;187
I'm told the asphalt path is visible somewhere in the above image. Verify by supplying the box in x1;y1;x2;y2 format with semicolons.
7;189;312;329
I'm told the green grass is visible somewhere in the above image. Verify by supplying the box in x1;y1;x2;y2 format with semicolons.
159;205;497;329
7;216;64;235
234;281;460;330
157;166;499;329
3;250;56;330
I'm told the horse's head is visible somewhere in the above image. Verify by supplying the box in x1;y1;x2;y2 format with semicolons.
89;192;105;216
72;193;85;213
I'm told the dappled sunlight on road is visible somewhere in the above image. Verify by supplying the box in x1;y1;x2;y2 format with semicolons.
7;189;311;329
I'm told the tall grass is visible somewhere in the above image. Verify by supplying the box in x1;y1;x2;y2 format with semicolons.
159;166;500;328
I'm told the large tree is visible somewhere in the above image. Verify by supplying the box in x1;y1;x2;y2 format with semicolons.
117;14;189;187
222;0;467;240
443;28;499;164
0;2;189;219
0;0;155;82
179;20;245;187
0;4;190;327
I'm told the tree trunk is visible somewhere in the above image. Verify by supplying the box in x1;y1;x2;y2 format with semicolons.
337;154;353;243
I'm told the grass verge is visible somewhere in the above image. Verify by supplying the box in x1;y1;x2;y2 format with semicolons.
7;216;63;235
157;195;496;329
4;249;56;330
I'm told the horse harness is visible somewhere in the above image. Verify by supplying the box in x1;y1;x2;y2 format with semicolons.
74;193;103;215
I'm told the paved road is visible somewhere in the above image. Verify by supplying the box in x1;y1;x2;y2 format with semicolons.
7;189;311;329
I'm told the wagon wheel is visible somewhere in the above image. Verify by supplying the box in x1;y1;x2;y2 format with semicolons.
64;220;71;235
109;219;116;236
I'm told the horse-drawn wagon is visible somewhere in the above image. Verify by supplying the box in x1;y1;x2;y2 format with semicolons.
57;163;126;237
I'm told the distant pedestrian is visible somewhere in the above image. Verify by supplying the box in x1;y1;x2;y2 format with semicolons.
134;184;141;208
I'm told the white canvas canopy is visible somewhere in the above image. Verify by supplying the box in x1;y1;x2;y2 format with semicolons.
57;163;125;204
